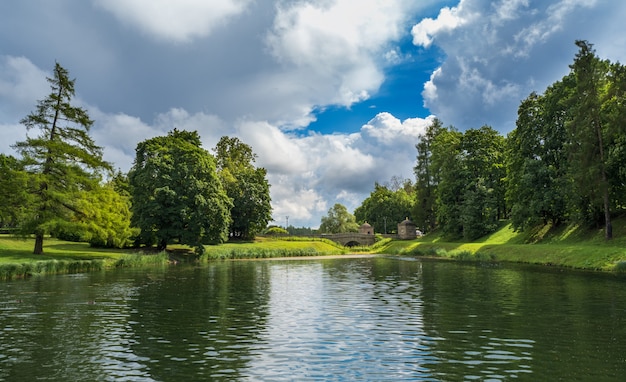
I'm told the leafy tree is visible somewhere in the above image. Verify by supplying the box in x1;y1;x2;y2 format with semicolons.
459;126;506;239
214;136;272;240
431;126;464;237
354;183;414;234
604;61;626;210
566;40;612;238
428;125;505;240
413;118;443;232
506;81;571;231
0;154;33;229
53;183;137;248
319;203;359;233
13;62;111;254
129;129;231;253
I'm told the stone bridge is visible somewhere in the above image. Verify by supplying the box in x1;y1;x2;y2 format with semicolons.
320;233;377;247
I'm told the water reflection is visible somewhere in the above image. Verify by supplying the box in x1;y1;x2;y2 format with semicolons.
0;258;625;380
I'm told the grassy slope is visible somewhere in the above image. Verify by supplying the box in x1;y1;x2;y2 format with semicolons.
376;216;626;271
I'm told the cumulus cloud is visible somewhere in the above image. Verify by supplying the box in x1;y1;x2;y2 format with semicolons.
411;0;621;132
90;108;230;171
266;0;413;108
94;0;253;42
361;112;433;145
411;2;472;48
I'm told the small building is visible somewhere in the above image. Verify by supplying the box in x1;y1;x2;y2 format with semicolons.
397;218;417;240
359;222;374;235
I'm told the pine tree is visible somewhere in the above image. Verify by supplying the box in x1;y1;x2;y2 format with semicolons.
14;62;111;254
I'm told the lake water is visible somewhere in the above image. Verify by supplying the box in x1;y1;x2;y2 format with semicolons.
0;256;625;381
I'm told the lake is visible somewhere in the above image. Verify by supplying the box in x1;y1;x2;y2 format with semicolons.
0;256;625;381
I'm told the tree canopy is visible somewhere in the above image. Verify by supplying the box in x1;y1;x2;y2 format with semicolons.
129;129;231;253
354;182;414;234
319;203;359;234
214;136;272;240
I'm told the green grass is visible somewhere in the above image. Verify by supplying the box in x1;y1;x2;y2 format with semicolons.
0;235;169;280
198;236;348;261
379;217;626;271
4;217;626;279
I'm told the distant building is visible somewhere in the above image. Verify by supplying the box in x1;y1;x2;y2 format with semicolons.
359;222;374;235
397;218;417;240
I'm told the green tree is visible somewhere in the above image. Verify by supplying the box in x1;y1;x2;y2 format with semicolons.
507;81;571;231
431;126;464;237
0;154;33;229
129;129;231;253
13;62;111;254
566;40;612;239
354;182;414;234
214;137;272;240
428;125;505;240
413;118;443;233
53;183;137;248
604;61;626;210
319;203;359;233
459;126;506;240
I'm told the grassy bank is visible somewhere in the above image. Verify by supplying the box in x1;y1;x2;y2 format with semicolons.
378;217;626;272
3;217;626;280
0;235;348;280
0;235;168;280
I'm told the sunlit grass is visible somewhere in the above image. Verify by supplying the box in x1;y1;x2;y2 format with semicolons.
0;235;126;263
200;237;348;261
381;216;626;271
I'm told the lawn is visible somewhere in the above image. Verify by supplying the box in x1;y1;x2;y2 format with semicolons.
378;218;626;271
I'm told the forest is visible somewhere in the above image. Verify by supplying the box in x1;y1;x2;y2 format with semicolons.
1;41;625;254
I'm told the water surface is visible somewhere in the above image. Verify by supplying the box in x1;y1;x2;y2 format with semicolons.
0;257;624;380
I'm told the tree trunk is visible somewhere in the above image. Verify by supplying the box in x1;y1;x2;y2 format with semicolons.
34;232;44;254
157;239;167;251
603;187;612;240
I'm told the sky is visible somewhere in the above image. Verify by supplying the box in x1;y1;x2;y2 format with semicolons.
1;0;625;229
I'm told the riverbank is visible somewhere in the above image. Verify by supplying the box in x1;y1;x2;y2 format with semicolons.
377;219;626;272
2;218;626;280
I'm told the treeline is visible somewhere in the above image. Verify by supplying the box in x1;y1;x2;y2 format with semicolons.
0;63;272;255
413;40;626;240
346;41;626;241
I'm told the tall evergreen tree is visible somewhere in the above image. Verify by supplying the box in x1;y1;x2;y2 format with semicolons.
14;63;111;254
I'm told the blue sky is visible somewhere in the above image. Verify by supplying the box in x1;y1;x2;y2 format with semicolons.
1;0;625;228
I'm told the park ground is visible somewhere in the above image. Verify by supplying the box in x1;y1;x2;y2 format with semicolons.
1;216;626;280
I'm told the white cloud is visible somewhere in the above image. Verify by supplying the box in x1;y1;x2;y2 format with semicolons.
266;0;414;108
94;0;253;42
0;56;49;121
412;0;617;131
411;2;472;48
361;112;433;145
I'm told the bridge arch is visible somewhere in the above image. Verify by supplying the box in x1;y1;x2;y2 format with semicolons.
323;233;376;247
